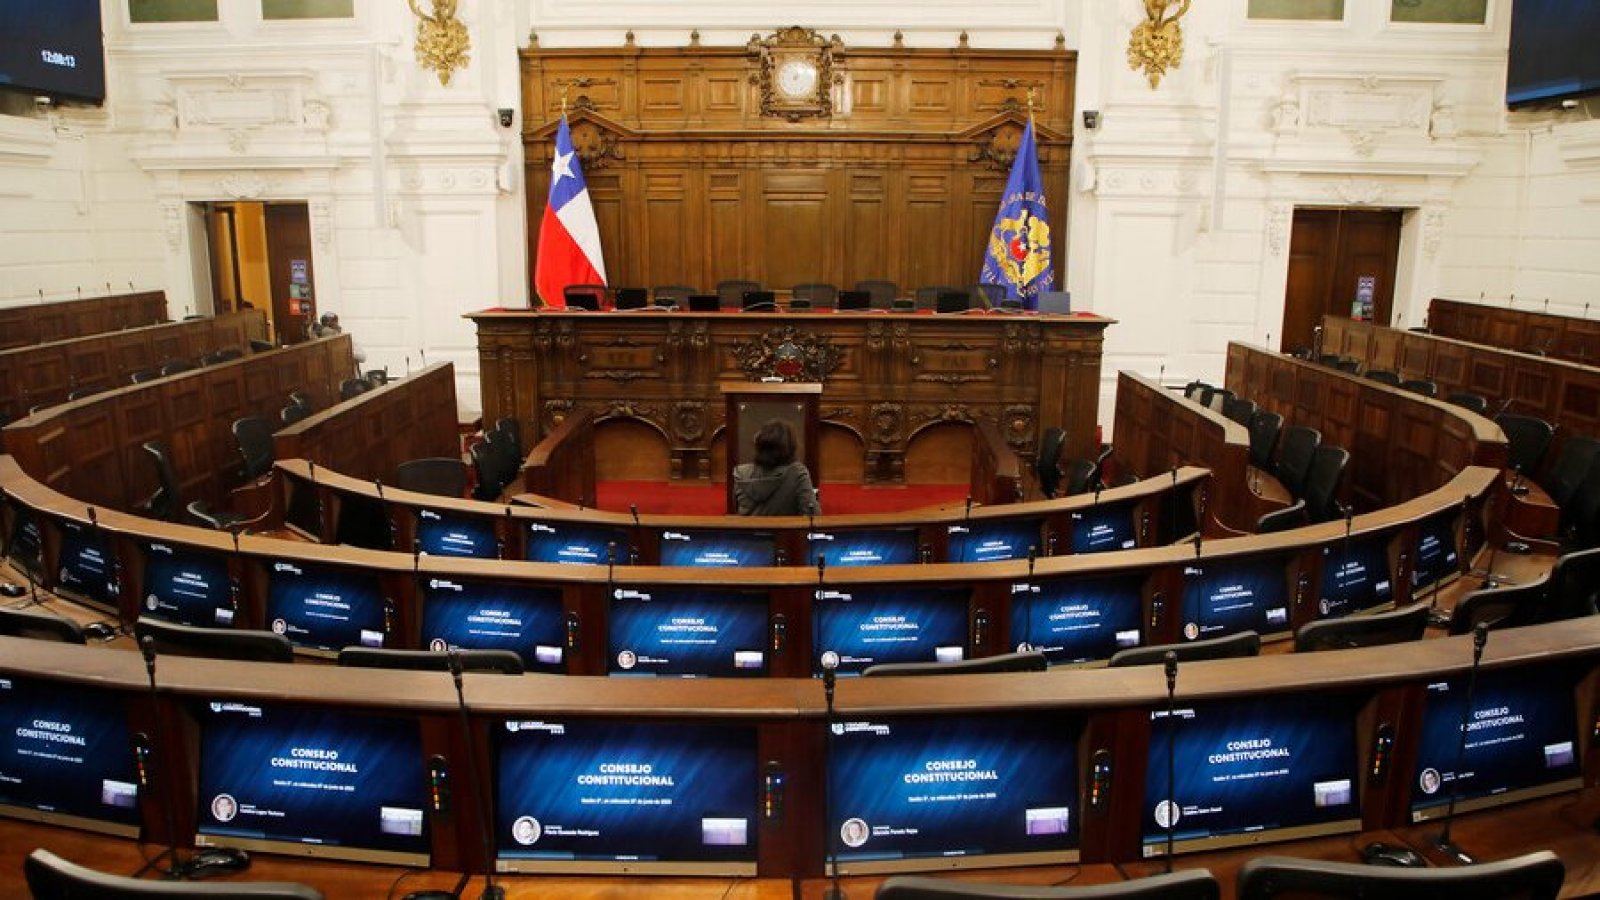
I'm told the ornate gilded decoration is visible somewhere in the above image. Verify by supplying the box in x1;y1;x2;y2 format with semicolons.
672;403;707;443
1127;0;1192;89
407;0;471;87
749;27;841;121
731;326;842;383
970;122;1026;170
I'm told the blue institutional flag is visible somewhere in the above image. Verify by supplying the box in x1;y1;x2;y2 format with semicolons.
979;119;1053;309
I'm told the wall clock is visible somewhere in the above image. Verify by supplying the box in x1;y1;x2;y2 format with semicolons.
749;27;840;121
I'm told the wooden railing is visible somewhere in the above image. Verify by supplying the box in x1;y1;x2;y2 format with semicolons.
1429;297;1600;367
519;408;596;505
0;290;167;351
971;416;1023;506
273;362;459;486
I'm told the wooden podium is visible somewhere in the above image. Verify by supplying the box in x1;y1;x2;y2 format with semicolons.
722;381;821;514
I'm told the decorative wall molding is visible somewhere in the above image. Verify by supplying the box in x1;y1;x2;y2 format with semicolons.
1555;121;1600;169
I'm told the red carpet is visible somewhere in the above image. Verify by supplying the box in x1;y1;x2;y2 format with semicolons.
595;480;969;516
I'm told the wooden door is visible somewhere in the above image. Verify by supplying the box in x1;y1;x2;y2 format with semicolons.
1281;208;1402;354
264;203;314;344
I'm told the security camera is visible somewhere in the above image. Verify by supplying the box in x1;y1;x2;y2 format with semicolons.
497;107;514;128
1082;109;1100;130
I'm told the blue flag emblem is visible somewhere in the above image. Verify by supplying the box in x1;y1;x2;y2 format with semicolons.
979;119;1053;309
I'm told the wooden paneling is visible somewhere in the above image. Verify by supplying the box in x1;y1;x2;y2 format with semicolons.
522;36;1073;295
1;335;353;513
469;310;1109;484
0;311;266;424
1430;298;1600;366
272;362;459;486
0;290;167;351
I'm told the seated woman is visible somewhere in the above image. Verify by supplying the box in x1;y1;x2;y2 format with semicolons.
733;420;821;516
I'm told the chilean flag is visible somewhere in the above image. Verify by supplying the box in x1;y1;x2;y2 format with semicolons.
534;117;607;308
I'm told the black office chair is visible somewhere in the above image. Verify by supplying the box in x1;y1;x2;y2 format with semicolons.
471;437;518;501
860;650;1047;677
1448;573;1551;635
1446;391;1488;415
1495;413;1555;476
854;279;899;309
336;647;524;675
1237;851;1562;900
186;499;253;533
1544;435;1600;512
199;349;229;366
139;440;181;522
969;283;1005;309
1274;425;1322;498
249;339;276;354
1565;462;1600;549
915;285;961;311
1364;369;1401;386
1107;631;1261;668
652;284;696;307
1255;498;1308;534
212;346;244;363
233;416;275;481
394;457;471;498
1401;378;1438;398
1544;546;1600;622
289;390;315;413
792;283;839;309
1301;444;1350;523
1248;410;1283;470
1221;396;1256;427
134;617;295;664
25;848;324;899
1333;357;1360;373
876;870;1220;900
1293;603;1429;653
339;377;370;400
1035;426;1066;499
1063;458;1098;496
129;368;162;384
0;607;87;644
281;403;309;425
160;359;197;376
495;416;523;458
1205;388;1235;414
66;387;101;402
364;368;390;387
564;283;608;310
716;279;761;310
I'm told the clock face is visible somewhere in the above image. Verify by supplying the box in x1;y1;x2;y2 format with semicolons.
776;58;819;100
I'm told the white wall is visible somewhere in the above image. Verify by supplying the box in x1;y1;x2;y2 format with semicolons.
1;0;1593;428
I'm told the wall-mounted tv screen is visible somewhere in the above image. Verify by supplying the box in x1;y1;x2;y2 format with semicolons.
2;494;41;573
1411;511;1460;592
265;560;388;653
416;508;498;559
607;586;769;677
1010;573;1145;664
947;518;1042;563
658;529;776;568
140;540;234;627
1070;501;1137;554
495;719;757;874
195;701;429;866
813;586;969;675
1410;662;1585;821
0;1;107;103
1317;535;1393;620
828;713;1081;873
1143;693;1361;855
1506;2;1600;106
54;518;118;610
0;675;140;836
808;527;920;567
1178;555;1292;641
420;576;566;673
525;520;631;566
334;493;393;551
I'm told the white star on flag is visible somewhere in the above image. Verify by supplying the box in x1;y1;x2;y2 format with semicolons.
551;149;575;183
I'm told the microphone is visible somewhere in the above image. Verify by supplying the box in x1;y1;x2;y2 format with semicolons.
957;496;973;563
448;650;506;900
1021;545;1038;652
820;656;845;900
1169;466;1179;545
1433;623;1489;864
1162;651;1179;873
420;349;427;367
375;478;384;499
405;355;411;377
499;507;513;560
1158;364;1165;387
630;504;640;528
606;541;617;607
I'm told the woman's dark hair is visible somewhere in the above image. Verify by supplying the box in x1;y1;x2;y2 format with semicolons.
753;419;796;469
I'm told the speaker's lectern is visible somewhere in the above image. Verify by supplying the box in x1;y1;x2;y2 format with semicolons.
722;382;821;514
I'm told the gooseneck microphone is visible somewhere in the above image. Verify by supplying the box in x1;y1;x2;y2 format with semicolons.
450;650;505;900
1434;623;1490;865
1022;546;1037;651
820;657;845;900
1163;650;1179;873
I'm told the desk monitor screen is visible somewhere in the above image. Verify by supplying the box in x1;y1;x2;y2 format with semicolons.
828;713;1081;873
1178;554;1293;641
1070;501;1138;554
421;576;566;672
1411;510;1461;591
525;520;631;567
265;560;389;653
658;529;777;568
1142;692;1361;854
1010;573;1146;664
416;508;499;559
808;527;920;567
0;675;140;837
813;586;970;676
334;493;393;551
140;539;235;627
1317;535;1394;619
282;471;323;540
947;518;1043;563
495;719;758;874
196;701;429;866
54;518;118;611
2;493;41;573
1410;661;1585;822
608;586;769;677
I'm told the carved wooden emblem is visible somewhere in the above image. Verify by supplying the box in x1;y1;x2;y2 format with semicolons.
748;27;841;121
731;326;841;382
